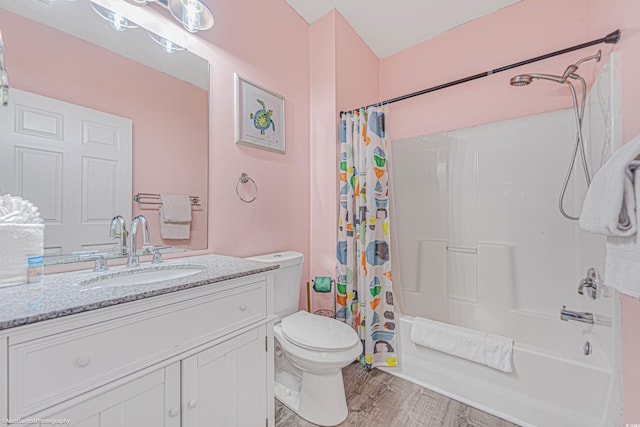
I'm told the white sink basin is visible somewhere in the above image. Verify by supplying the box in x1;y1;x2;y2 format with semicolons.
79;264;206;288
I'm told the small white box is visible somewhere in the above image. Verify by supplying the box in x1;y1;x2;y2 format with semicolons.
0;224;44;287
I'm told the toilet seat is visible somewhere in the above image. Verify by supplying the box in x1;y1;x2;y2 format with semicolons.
281;311;359;352
274;324;361;367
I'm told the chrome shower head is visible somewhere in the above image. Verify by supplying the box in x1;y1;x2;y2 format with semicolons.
510;49;602;89
510;75;533;86
510;73;566;87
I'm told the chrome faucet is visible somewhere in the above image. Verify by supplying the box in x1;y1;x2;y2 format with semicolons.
109;215;128;256
577;267;599;300
127;215;150;267
560;305;594;324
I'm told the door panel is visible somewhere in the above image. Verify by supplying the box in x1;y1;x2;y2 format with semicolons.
33;365;180;427
182;327;267;427
0;89;132;254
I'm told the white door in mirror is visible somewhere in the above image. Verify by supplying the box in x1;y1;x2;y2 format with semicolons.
0;88;132;256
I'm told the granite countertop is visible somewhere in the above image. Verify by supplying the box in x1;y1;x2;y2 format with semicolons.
0;254;278;331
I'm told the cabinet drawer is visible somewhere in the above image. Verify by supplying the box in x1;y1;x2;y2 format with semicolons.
9;282;266;417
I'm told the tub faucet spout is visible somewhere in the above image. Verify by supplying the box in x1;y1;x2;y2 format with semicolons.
560;305;594;324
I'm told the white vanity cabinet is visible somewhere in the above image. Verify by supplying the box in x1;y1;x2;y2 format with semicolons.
181;326;268;426
37;364;181;427
0;272;275;427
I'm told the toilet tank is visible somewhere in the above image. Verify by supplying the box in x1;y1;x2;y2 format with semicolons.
246;251;304;320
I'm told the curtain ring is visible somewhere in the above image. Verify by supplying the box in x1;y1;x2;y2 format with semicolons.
236;172;258;203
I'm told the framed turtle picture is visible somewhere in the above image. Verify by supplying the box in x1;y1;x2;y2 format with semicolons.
234;73;286;153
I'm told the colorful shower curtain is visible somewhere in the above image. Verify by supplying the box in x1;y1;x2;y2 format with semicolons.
336;106;397;369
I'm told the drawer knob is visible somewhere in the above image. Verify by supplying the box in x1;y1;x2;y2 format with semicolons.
187;399;198;409
75;356;91;368
239;304;247;311
169;408;180;417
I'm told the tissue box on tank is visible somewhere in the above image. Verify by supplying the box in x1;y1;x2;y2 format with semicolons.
0;224;44;287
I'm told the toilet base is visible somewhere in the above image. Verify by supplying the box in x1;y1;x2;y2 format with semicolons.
275;368;349;427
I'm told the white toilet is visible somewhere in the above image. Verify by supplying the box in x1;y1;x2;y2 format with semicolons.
247;251;361;427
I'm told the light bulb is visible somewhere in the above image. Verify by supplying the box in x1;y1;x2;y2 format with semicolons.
167;0;214;33
109;13;129;31
181;0;203;33
90;2;138;32
148;31;185;54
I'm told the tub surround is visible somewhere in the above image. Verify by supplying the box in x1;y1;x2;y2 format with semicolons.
0;254;277;330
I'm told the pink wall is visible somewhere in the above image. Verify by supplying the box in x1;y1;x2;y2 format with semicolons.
335;13;379;115
0;10;208;250
309;11;337;310
196;0;311;292
308;11;379;311
379;0;614;140
377;0;640;421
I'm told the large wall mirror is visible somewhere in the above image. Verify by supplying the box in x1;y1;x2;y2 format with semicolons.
0;0;209;259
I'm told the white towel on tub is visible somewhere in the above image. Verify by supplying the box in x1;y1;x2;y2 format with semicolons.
579;135;640;297
0;224;44;287
602;163;640;297
579;135;640;236
410;316;513;373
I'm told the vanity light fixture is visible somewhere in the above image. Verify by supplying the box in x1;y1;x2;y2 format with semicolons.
90;3;138;32
148;31;185;53
130;0;214;33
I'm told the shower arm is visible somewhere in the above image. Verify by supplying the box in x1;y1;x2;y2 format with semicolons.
574;52;603;68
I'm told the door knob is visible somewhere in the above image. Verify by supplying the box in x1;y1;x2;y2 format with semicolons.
168;408;179;417
187;400;198;409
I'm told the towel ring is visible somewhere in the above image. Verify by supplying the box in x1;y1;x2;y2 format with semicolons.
236;173;258;203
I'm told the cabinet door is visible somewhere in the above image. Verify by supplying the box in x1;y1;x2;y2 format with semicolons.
33;364;180;427
182;326;268;427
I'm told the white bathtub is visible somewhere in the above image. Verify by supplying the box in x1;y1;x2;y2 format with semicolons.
387;55;622;427
380;315;621;427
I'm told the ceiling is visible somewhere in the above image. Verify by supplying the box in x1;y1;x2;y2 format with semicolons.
286;0;521;58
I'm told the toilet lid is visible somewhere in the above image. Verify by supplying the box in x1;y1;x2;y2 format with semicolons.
281;311;359;351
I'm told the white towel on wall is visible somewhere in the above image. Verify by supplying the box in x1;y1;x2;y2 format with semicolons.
159;194;192;222
579;135;640;297
410;316;513;373
159;194;191;240
0;224;44;286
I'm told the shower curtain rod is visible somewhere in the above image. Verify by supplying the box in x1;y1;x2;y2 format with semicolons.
339;29;621;115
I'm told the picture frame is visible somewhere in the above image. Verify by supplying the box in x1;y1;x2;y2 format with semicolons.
234;73;285;154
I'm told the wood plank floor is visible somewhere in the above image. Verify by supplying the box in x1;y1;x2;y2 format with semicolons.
275;362;520;427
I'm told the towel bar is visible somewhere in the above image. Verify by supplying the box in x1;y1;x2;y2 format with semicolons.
133;193;200;207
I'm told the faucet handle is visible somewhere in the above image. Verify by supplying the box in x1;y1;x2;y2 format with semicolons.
93;254;108;272
151;248;163;265
77;252;109;272
577;267;600;300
